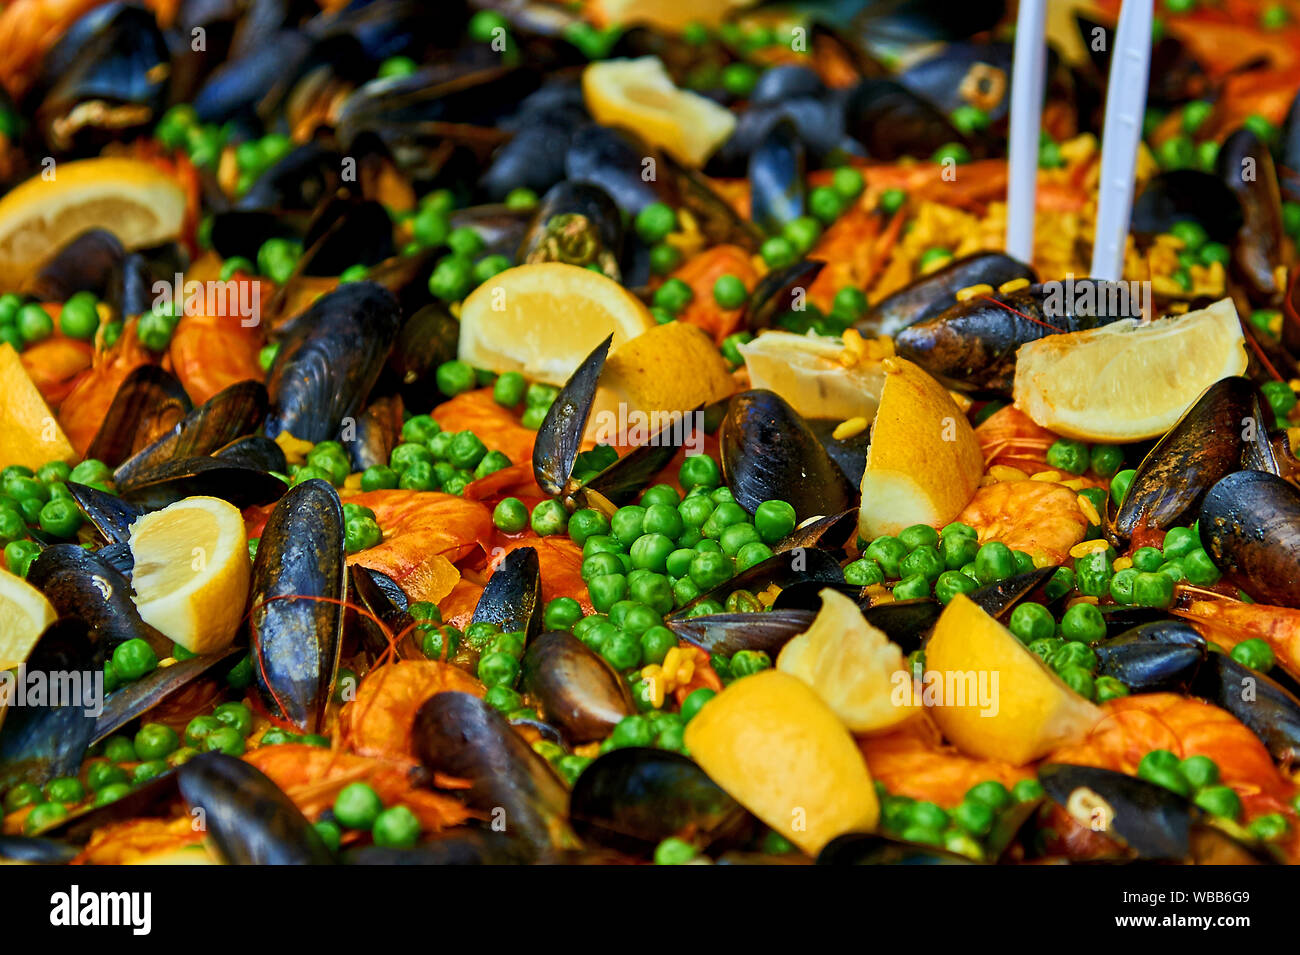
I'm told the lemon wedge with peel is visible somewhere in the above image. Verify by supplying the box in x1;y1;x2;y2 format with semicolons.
777;588;919;734
925;594;1100;765
684;669;879;855
1013;298;1249;442
583;57;737;167
858;357;984;540
458;263;654;386
584;321;734;444
0;567;57;670
0;158;187;290
0;343;74;470
739;330;887;422
128;497;251;655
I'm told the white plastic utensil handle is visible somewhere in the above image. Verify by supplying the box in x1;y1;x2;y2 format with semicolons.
1090;0;1154;281
1005;0;1047;263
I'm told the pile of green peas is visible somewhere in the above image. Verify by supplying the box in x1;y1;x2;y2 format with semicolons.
0;290;102;351
355;415;512;497
1007;601;1128;703
1079;523;1220;612
1044;437;1126;478
846;521;1037;605
152;104;226;170
530;738;592;787
341;502;382;555
1;459;111;566
1135;749;1290;842
182;701;259;757
324;781;421;851
878;777;1045;860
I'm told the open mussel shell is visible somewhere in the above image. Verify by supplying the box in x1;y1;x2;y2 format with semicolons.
748;119;806;234
178;753;335;864
773;510;859;557
26;545;169;653
1107;377;1264;548
28;228;125;305
1216;128;1286;306
347;565;417;660
114;379;269;489
386;302;460;410
770;581;861;611
343;394;403;473
66;481;142;545
667;610;814;658
213;435;288;473
969;566;1056;621
576;408;701;511
0;619;100;789
859;598;943;655
742;260;824;333
92;647;244;745
568;748;748;853
248;478;346;732
844;78;973;161
856;252;1036;339
817;832;976;865
1038;763;1278;864
1191;653;1300;764
37;769;182;844
1093;621;1206;693
520;631;635;744
413;691;579;860
472;547;543;641
518;180;624;275
0;835;79;864
669;547;844;619
264;281;402;442
1199;470;1300;608
533;334;612;497
720;390;854;523
806;417;870;488
1130;170;1242;245
117;457;288;511
85;366;192;469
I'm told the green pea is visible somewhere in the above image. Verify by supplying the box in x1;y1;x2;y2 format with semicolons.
1110;469;1137;507
85;761;128;792
1132;571;1174;608
111;639;157;682
1230;638;1275;672
134;723;179;760
1109;567;1139;605
678;454;720;492
934;570;977;604
1248;813;1289;842
1094;675;1129;702
23;801;69;834
1162;525;1198;560
1131;546;1164;572
688;550;732;591
45;777;86;804
1182;548;1221;586
530;498;568;537
1059;602;1105;643
1046;439;1090;475
1193;785;1241;821
865;536;908;578
1179;754;1220;790
952;799;994;837
333;782;384;830
973;541;1014;584
492;497;529;533
892;574;930;600
844;557;885;588
1008;602;1056;644
730;649;771;677
1073;548;1113;597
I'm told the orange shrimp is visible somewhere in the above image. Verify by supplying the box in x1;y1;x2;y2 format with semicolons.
1175;594;1300;677
342;490;494;604
165;281;266;404
805;202;889;312
338;661;485;762
56;319;155;455
1049;693;1299;857
437;577;485;630
957;480;1090;565
72;817;205;865
433;387;537;466
245;743;474;832
669;244;759;345
0;0;111;97
861;715;1033;809
486;534;592;612
19;331;93;406
975;405;1059;474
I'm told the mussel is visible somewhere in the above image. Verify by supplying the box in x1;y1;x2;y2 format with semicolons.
520;631;635;744
1199;469;1300;608
855;252;1036;338
247;478;346;732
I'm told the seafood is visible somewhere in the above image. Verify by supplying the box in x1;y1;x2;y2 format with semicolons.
2;0;1300;878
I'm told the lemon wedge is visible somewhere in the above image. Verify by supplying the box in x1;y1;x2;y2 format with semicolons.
684;669;879;855
925;594;1100;765
858;357;984;539
0;158;187;290
128;497;251;654
0;343;74;470
739;330;887;421
584;321;735;444
1013;298;1249;442
0;566;57;670
458;262;654;386
777;588;919;734
583;57;737;167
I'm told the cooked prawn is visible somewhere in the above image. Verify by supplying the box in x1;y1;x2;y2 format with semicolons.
957;479;1089;564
